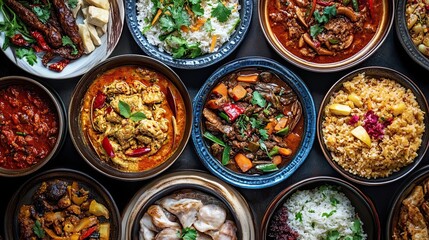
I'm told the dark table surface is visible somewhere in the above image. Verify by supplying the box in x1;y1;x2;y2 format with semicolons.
1;2;429;239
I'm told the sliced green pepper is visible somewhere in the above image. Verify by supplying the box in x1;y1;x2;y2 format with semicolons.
222;145;231;165
256;163;279;172
352;0;359;12
276;126;290;136
269;146;279;157
218;112;230;122
203;132;226;147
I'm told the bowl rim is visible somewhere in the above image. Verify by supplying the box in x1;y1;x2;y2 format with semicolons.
0;76;67;177
259;176;381;240
121;169;256;239
4;168;122;239
385;164;429;239
317;66;429;185
258;0;395;72
68;54;192;181
395;0;429;71
124;0;253;69
192;56;316;189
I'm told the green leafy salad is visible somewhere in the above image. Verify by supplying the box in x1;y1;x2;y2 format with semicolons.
136;0;241;58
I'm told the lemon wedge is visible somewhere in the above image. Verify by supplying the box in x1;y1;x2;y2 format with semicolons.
329;104;352;116
351;126;371;147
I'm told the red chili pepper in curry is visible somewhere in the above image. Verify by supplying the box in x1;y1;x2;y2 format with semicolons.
0;85;59;169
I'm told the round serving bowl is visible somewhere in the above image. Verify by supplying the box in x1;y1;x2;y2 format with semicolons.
125;0;252;69
258;0;394;72
396;0;429;71
4;168;121;239
260;176;380;240
121;170;256;239
0;76;66;177
318;66;429;185
386;164;429;239
192;57;316;189
69;54;192;181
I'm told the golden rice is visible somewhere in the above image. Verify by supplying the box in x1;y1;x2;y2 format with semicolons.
322;73;425;178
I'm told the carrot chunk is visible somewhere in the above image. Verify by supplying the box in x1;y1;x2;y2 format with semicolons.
234;153;253;172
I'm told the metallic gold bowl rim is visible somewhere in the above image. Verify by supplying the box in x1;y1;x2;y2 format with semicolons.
258;0;395;72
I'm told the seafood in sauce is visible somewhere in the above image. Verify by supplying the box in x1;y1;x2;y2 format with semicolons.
18;180;111;239
202;70;304;174
267;0;383;63
80;65;186;172
139;189;238;240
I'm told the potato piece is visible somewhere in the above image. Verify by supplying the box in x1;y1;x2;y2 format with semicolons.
351;126;371;147
392;102;406;116
81;7;88;18
96;24;107;36
89;200;109;219
84;20;102;46
71;0;83;18
78;24;95;54
347;93;363;107
87;6;109;27
84;0;110;10
328;104;352;116
99;223;110;240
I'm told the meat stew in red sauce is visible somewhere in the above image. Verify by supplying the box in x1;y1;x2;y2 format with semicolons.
268;0;383;63
202;70;304;175
0;85;59;169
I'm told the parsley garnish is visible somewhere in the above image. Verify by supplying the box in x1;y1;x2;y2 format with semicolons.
326;230;340;240
179;227;197;240
68;0;78;8
259;129;269;141
251;91;267;108
322;210;336;218
295;212;303;222
62;36;78;55
16;48;37;66
330;196;339;206
211;1;231;22
310;5;337;38
33;220;45;238
32;5;50;24
118;100;147;122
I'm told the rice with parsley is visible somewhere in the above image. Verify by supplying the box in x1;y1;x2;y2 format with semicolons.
284;185;366;240
136;0;241;58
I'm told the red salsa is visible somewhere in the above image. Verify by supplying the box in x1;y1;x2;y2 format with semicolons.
0;85;59;169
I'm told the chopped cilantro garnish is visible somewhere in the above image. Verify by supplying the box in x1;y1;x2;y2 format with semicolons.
32;5;50;24
179;227;197;240
326;230;340;240
16;48;37;66
251;91;267;108
62;36;78;55
211;1;231;22
322;210;336;218
295;212;303;222
330;196;339;206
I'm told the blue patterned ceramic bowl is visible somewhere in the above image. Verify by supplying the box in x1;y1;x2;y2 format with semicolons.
125;0;252;69
192;57;316;189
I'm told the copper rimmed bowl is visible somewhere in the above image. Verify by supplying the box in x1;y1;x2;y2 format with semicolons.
0;76;66;177
260;176;380;240
69;54;192;181
258;0;394;72
317;66;429;185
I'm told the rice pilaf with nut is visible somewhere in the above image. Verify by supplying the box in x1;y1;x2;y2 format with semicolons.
322;73;425;178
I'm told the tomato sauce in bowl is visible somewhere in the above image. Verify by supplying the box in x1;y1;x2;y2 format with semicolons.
0;85;59;169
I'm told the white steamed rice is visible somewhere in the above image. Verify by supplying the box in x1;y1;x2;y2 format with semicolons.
136;0;240;55
284;185;366;240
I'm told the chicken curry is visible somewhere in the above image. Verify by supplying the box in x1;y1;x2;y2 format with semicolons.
80;65;186;172
268;0;383;62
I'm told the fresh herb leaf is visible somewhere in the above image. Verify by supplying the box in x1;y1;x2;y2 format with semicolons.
250;117;263;129
310;24;324;38
130;112;147;122
16;131;27;136
119;100;131;118
191;3;204;16
33;220;45;238
323;5;337;19
251;91;267;108
259;140;271;158
328;38;339;44
32;6;50;24
330;196;339;206
237;114;248;136
259;129;269;141
159;15;176;32
204;18;213;32
180;227;197;240
68;0;78;8
203;131;226;147
295;212;302;222
170;5;190;28
211;1;231;22
62;36;78;55
326;230;340;240
322;210;336;218
308;209;315;213
351;218;362;234
16;48;37;66
275;114;284;121
263;102;272;115
310;5;337;37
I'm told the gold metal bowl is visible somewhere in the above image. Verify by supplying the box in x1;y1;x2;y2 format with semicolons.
258;0;394;72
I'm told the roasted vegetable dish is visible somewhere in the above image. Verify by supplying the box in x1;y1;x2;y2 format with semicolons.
405;0;429;57
80;65;186;172
393;178;429;239
202;70;304;174
0;0;110;72
267;0;382;62
139;189;237;240
18;179;111;239
0;85;59;169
